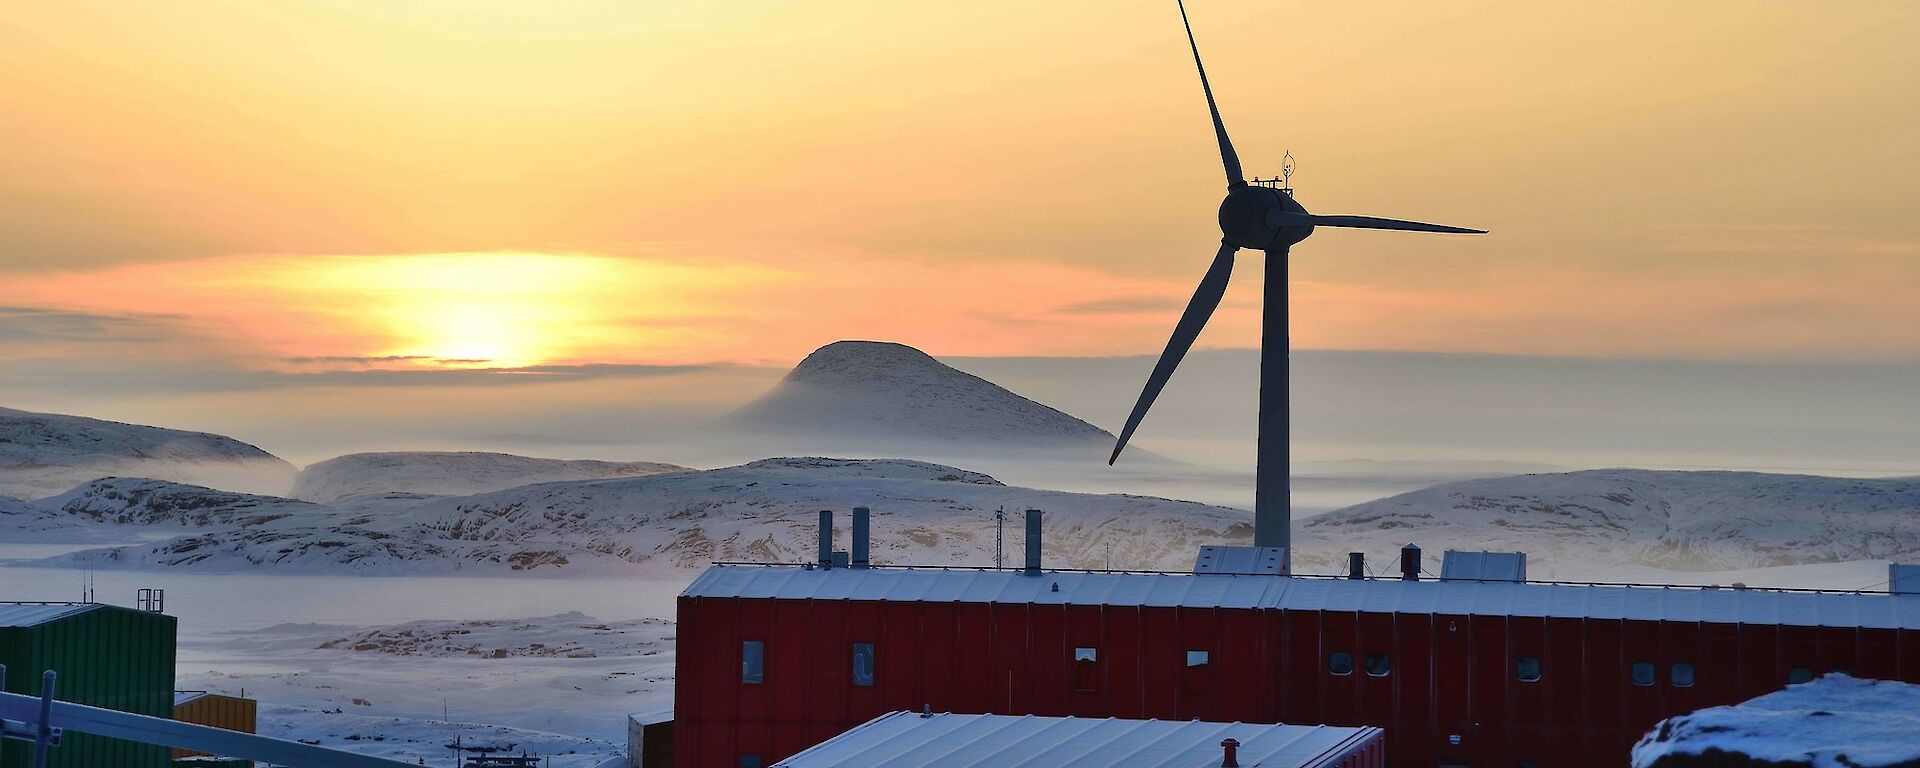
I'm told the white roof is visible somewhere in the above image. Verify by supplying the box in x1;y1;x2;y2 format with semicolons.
1439;550;1526;583
1194;546;1287;576
682;565;1920;630
0;603;98;628
772;712;1379;768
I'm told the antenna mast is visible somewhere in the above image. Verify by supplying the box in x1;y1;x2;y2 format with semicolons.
994;508;1006;569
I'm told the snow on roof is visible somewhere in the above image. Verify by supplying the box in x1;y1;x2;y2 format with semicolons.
1632;674;1920;768
683;565;1920;630
772;712;1380;768
174;691;210;707
0;602;99;628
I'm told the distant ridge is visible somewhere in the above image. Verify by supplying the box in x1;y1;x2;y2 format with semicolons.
1303;468;1920;571
0;406;296;498
293;451;687;503
726;341;1115;449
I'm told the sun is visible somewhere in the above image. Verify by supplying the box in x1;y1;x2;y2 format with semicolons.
291;252;642;369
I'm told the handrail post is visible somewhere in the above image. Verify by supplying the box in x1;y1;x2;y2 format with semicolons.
33;670;56;768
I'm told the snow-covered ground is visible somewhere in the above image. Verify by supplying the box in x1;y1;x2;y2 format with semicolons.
1633;674;1920;768
176;614;673;767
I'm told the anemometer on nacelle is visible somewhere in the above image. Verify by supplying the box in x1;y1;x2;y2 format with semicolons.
1250;151;1297;195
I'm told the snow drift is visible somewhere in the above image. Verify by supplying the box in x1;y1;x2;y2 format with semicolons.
1633;674;1920;768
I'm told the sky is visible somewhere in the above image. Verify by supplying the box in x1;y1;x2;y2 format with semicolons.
1;2;1918;470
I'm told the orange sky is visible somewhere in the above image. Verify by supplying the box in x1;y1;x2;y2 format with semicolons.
3;0;1918;370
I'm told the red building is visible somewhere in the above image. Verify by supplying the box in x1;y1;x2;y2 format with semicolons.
674;563;1920;768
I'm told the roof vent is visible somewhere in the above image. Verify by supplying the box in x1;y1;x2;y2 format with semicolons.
1440;550;1527;583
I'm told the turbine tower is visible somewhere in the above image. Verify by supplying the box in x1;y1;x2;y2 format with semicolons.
1108;1;1486;574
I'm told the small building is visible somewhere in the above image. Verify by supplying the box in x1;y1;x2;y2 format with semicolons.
0;602;177;768
628;709;674;768
772;712;1383;768
172;691;258;765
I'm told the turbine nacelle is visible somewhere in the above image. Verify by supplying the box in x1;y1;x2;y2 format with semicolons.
1218;185;1315;251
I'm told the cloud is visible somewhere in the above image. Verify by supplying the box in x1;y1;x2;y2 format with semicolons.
0;305;188;344
1051;296;1185;315
284;354;431;365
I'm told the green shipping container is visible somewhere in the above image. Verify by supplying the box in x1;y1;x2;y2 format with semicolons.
1;603;178;768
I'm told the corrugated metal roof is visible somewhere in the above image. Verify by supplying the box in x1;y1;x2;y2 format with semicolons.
682;565;1920;630
0;602;100;628
771;712;1379;768
174;691;209;707
1439;550;1526;583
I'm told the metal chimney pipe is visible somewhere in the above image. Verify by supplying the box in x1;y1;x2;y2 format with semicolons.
1348;552;1365;580
1024;509;1043;575
818;510;834;569
1401;543;1422;581
851;507;870;569
1220;737;1240;768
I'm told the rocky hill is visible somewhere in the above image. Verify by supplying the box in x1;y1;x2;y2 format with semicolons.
1302;469;1920;571
0;406;296;497
726;341;1116;449
40;457;1252;574
292;451;687;503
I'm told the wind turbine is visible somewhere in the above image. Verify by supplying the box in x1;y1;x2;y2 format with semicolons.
1108;1;1485;574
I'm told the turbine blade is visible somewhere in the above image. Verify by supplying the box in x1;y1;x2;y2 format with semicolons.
1274;211;1485;234
1110;240;1238;465
1177;0;1244;188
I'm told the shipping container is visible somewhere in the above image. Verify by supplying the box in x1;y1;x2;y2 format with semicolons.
172;691;258;765
0;602;178;768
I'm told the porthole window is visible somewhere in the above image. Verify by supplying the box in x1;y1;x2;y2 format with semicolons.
741;640;764;684
851;642;875;687
1787;665;1814;684
1516;656;1542;682
1631;661;1656;686
1364;651;1391;677
1328;651;1354;676
1671;662;1695;687
1186;649;1210;668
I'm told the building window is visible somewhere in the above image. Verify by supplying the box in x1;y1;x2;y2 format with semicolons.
1787;665;1814;684
1517;656;1542;682
1671;662;1695;687
851;642;875;687
1518;761;1540;768
1631;661;1656;686
1364;651;1390;677
739;755;762;768
1186;649;1210;668
741;640;764;684
1328;651;1354;676
1073;647;1099;692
